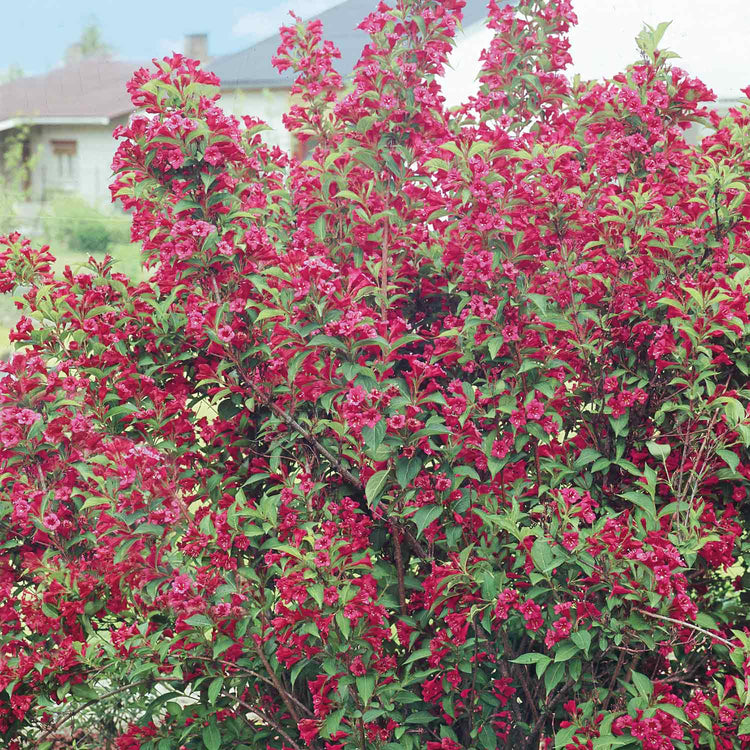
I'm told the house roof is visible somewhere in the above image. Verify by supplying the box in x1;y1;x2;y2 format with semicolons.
0;58;142;130
209;0;494;90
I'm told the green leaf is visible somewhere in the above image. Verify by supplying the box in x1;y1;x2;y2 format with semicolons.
531;538;555;573
554;642;580;662
362;419;386;453
203;723;221;750
185;614;214;629
571;630;591;653
738;716;750;735
213;636;234;659
487;335;504;359
555;725;577;749
646;441;671;459
510;653;551;665
80;496;110;510
412;505;442;536
207;676;223;705
308;334;347;350
620;491;656;523
356;674;375;706
71;683;100;701
365;470;390;505
630;670;652;697
545;661;565;694
574;448;601;468
718;449;740;473
479;722;498;749
396;456;422;488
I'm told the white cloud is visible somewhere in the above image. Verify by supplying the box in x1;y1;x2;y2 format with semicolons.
158;37;184;56
233;0;344;40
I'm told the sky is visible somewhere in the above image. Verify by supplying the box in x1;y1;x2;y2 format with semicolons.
2;0;749;102
0;0;342;76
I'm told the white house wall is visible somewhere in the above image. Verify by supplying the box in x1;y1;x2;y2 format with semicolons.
28;118;129;208
219;88;293;154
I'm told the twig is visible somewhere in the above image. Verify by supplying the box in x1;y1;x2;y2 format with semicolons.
231;694;305;750
602;647;627;712
254;640;302;724
501;629;539;726
35;677;182;745
238;366;430;562
636;608;735;649
187;655;312;717
244;377;362;491
391;521;407;614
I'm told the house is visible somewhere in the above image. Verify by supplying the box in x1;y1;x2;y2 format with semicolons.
0;35;207;212
0;58;141;208
4;0;741;214
209;0;500;155
0;0;499;213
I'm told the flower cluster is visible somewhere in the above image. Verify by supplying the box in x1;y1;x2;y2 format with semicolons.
1;0;750;748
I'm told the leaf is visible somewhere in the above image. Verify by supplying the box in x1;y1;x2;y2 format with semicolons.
479;722;498;750
365;470;389;505
545;661;565;694
646;441;671;459
718;449;740;473
531;538;555;573
356;674;375;706
554;642;580;662
185;614;214;629
620;491;656;523
80;496;110;510
362;419;386;453
574;448;602;468
113;537;140;565
396;456;422;488
630;670;652;697
203;723;221;750
207;676;223;705
571;630;591;653
487;335;504;359
308;334;347;350
739;716;750;736
213;636;234;659
412;505;442;536
510;653;551;666
71;683;100;701
555;725;577;749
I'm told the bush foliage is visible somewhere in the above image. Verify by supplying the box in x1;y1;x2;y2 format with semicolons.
2;1;750;748
42;193;131;256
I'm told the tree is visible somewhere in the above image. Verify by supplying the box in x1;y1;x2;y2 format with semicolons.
0;64;25;84
1;1;750;748
0;125;35;236
64;18;114;65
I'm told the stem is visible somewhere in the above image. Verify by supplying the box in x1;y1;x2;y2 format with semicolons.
35;677;182;745
601;647;626;712
254;640;302;724
501;629;539;726
237;365;430;562
188;655;312;717
243;376;362;491
233;695;305;750
636;608;735;649
380;212;390;321
391;522;407;614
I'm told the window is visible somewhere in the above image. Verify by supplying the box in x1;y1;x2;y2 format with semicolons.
51;139;77;181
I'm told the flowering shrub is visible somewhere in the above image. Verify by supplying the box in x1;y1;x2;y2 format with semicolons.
3;1;750;748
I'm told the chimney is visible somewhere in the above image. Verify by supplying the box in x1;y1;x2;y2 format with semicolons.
184;33;208;62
